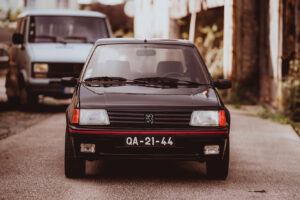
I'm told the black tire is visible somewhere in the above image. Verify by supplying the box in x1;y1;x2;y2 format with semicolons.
19;86;38;108
5;72;20;106
64;129;85;178
206;139;229;180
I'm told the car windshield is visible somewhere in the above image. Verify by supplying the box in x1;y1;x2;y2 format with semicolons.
28;16;109;43
83;44;211;85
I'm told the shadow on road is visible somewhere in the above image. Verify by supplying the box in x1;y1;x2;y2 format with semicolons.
0;98;69;139
0;99;69;113
84;160;207;181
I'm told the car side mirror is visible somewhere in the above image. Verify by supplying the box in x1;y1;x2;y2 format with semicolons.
214;79;232;89
12;33;24;45
61;77;78;87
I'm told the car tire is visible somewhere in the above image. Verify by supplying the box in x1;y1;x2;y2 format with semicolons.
206;138;229;180
65;129;86;178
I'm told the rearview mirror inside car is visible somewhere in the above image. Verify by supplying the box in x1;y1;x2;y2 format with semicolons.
136;49;156;56
214;79;232;89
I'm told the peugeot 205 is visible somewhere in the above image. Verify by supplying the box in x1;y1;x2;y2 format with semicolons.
63;39;232;179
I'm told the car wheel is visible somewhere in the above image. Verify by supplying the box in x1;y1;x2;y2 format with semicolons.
65;128;85;178
206;139;229;180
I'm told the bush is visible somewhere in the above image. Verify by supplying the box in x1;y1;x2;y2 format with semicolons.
282;59;300;122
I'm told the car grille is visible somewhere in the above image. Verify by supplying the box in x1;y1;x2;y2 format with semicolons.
107;109;192;127
47;63;84;78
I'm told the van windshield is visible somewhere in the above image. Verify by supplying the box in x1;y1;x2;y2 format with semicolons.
28;16;109;44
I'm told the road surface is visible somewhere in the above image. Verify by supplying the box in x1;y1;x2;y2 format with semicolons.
0;109;299;199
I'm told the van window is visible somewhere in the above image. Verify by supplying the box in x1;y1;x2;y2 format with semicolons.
28;16;109;43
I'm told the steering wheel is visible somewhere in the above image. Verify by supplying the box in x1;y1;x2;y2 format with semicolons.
162;72;185;77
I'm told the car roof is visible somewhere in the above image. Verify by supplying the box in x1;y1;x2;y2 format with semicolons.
18;9;106;18
95;38;195;47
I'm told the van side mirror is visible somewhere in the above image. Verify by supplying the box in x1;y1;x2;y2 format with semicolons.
61;77;78;87
12;33;24;45
214;79;232;89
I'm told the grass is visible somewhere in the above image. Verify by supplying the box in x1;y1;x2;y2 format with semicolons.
292;123;300;136
257;105;300;136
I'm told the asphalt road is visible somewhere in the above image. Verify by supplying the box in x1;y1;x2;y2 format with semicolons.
0;109;299;200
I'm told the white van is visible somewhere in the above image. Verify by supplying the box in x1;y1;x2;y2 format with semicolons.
5;9;112;106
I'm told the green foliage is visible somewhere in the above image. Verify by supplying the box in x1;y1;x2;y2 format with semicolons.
258;105;300;136
258;106;292;124
282;59;300;122
5;9;11;21
293;123;300;136
194;24;223;79
11;9;21;21
2;8;21;22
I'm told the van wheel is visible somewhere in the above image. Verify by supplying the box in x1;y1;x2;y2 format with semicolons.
65;129;85;178
5;72;19;105
206;139;229;180
19;86;38;108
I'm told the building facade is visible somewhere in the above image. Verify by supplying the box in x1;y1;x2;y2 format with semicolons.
24;0;78;10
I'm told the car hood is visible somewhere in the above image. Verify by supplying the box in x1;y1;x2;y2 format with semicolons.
79;85;220;108
27;43;93;63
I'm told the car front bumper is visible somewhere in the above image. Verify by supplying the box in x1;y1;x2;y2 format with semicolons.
67;126;229;161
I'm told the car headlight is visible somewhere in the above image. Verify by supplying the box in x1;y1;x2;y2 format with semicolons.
79;109;110;125
189;110;226;127
33;63;48;73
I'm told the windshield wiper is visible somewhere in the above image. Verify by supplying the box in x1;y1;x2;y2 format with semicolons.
35;35;57;42
133;77;207;87
83;76;129;87
84;76;127;82
83;76;208;88
63;36;88;42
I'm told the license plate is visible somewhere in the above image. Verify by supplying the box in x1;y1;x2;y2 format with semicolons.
125;136;175;147
63;87;74;94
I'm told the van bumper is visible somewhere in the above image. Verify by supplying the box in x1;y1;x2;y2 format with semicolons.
28;78;73;98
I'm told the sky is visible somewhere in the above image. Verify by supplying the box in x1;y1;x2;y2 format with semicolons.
78;0;125;5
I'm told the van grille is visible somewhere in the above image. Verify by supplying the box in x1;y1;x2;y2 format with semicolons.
33;63;84;78
47;63;84;78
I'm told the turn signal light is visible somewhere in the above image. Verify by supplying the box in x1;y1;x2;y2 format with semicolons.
72;109;80;124
34;73;47;78
219;110;226;127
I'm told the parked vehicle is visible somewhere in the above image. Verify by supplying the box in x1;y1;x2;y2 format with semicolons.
0;43;9;68
63;38;232;179
5;9;112;106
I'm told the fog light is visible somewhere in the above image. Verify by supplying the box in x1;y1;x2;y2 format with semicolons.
80;143;96;153
204;145;220;155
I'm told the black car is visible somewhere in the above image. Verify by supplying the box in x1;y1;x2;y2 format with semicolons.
64;39;232;179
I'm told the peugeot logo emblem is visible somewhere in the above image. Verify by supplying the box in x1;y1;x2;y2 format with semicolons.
145;114;154;124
